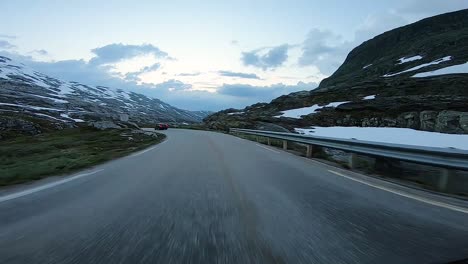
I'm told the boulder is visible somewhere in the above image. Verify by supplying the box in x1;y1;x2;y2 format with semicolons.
119;114;129;122
435;111;463;134
420;111;438;131
460;113;468;133
397;112;420;129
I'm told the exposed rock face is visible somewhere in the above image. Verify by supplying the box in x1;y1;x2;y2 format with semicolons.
119;114;129;122
420;111;438;131
435;111;467;134
0;116;41;136
460;114;468;133
204;9;468;134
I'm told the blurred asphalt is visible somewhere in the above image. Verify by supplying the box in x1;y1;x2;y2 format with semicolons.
0;129;467;264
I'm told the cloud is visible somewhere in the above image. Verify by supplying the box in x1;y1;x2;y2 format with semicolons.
177;72;201;77
151;79;192;91
298;29;350;75
241;44;289;70
296;3;468;76
1;46;318;111
353;13;408;44
218;70;260;79
217;81;317;100
30;49;49;56
398;0;468;16
0;34;16;39
89;43;169;65
230;40;239;45
124;62;161;81
0;40;16;50
7;43;170;87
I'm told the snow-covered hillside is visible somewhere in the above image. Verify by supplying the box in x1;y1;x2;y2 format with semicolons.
295;127;468;150
0;56;210;126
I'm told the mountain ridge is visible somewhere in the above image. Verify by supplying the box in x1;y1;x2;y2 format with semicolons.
0;55;211;137
204;9;468;134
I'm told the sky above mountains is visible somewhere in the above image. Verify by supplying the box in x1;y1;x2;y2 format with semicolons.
1;0;467;111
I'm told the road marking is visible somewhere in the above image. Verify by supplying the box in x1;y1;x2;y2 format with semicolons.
130;146;157;157
327;170;468;214
256;144;280;154
0;169;104;203
130;140;168;157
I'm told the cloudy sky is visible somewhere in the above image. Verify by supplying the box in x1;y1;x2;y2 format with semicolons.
0;0;467;111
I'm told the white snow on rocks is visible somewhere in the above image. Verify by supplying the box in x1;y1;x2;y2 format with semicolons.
383;56;452;77
363;95;376;100
276;101;349;119
33;113;68;122
362;64;373;69
30;94;69;104
412;62;468;78
0;103;63;111
294;126;468;150
397;55;423;64
60;113;85;122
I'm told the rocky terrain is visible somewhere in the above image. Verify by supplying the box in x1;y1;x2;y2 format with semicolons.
204;9;468;134
0;56;211;138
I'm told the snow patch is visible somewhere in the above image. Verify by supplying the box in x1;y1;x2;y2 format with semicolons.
0;103;63;111
34;113;67;122
363;95;376;100
30;94;69;104
383;56;452;77
276;101;349;119
412;62;468;78
294;126;468;150
227;112;244;115
362;64;373;69
60;113;85;122
397;55;423;64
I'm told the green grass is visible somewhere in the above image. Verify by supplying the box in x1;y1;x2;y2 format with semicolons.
0;127;165;186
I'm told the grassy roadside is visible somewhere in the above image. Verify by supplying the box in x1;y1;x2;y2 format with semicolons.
0;127;165;186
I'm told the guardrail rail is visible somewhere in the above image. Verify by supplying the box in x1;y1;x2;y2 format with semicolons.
230;128;468;191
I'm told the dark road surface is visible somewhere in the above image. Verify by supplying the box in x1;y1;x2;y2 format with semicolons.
0;129;467;264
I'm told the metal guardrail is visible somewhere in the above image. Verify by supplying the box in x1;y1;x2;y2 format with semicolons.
230;128;468;171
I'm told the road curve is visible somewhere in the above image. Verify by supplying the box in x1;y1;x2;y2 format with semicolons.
0;129;467;264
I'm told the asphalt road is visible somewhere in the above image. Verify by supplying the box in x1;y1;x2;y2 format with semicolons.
0;129;467;264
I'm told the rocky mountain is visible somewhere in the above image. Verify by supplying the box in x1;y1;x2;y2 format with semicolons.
204;9;468;134
0;56;211;137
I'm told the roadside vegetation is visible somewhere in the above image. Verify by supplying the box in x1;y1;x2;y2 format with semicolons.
0;127;165;186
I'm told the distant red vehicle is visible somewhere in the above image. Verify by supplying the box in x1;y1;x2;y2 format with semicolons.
157;123;169;130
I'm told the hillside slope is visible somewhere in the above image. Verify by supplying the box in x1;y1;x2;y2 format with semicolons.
205;9;468;134
0;56;211;137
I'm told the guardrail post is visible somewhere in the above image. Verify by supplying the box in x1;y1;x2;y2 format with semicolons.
283;140;288;150
437;169;452;191
267;138;271;146
256;136;260;142
306;145;312;158
349;153;358;169
306;145;318;158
